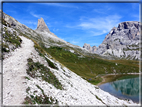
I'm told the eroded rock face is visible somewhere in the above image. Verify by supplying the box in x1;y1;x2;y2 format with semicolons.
92;46;97;53
83;43;92;52
83;43;97;53
36;18;50;32
95;21;141;60
35;17;57;37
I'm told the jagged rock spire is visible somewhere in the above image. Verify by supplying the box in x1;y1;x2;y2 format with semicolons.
36;17;50;32
83;43;97;53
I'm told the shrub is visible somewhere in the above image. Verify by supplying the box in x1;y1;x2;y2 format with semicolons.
45;57;58;70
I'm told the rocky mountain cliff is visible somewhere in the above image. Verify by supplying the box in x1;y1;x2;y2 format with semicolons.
35;17;50;32
95;21;140;60
35;17;57;37
83;21;140;60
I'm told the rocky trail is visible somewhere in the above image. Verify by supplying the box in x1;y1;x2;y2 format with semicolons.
3;36;34;105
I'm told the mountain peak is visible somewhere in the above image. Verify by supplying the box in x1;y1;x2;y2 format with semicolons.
36;17;50;32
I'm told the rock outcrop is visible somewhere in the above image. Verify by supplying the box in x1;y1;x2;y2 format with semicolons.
35;17;57;37
83;43;92;52
95;21;140;60
92;46;97;53
35;18;50;32
83;43;97;53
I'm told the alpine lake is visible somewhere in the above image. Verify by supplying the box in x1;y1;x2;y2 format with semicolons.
98;74;141;103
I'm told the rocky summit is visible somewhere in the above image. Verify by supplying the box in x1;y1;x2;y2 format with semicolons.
35;17;50;32
35;17;57;37
96;21;140;60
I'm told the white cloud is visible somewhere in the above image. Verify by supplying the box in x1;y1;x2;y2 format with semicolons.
70;40;79;44
78;14;122;36
30;12;48;19
53;28;59;32
93;6;112;14
30;12;41;18
40;3;78;9
26;21;37;25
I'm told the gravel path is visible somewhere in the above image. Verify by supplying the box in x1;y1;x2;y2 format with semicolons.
3;36;34;105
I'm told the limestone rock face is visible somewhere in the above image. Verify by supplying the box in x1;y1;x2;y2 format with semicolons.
36;18;50;32
83;43;92;52
83;43;97;53
95;21;141;60
92;46;97;53
35;17;57;37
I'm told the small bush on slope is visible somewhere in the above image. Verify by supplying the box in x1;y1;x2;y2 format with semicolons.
26;58;63;90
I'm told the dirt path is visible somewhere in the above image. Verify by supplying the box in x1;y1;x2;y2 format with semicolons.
96;76;106;86
3;36;34;105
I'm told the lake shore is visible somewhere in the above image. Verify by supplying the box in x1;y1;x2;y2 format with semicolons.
96;73;141;86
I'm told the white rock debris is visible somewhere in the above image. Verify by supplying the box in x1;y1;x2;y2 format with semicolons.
3;36;140;106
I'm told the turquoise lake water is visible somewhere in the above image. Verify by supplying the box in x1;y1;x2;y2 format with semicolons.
99;76;141;103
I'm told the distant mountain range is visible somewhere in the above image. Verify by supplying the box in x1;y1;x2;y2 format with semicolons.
83;21;140;60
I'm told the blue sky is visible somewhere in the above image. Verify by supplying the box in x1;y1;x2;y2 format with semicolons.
3;2;139;47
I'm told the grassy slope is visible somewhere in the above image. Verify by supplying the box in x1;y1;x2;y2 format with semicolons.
41;46;139;85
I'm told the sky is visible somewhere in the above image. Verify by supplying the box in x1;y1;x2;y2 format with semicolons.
2;2;139;47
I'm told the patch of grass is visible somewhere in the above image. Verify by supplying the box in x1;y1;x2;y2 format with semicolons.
87;77;103;85
95;95;105;104
25;76;30;80
109;59;139;67
44;57;58;70
26;58;63;90
36;85;44;94
23;95;58;104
